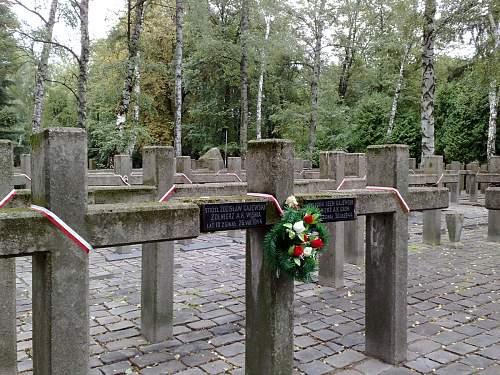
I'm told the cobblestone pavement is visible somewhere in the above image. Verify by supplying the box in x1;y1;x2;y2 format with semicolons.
14;200;500;374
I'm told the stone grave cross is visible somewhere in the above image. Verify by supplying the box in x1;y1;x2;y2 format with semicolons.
0;129;199;375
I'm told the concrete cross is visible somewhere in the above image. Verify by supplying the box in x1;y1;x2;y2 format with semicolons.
0;129;198;375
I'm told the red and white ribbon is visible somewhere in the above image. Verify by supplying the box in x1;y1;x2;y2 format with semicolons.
30;204;93;253
0;189;17;208
247;193;284;216
18;173;32;181
336;178;347;190
177;173;193;184
117;175;130;186
159;185;176;203
366;186;410;213
222;172;243;182
435;173;444;186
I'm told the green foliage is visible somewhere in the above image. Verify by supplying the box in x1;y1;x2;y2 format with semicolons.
349;93;392;151
435;71;491;163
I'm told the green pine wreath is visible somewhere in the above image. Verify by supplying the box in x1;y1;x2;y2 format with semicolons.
264;196;329;282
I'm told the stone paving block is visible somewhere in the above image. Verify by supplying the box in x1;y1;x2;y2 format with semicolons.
407;339;442;354
465;334;499;347
459;354;494;369
405;357;441;372
446;342;478;355
325;349;366;368
199;360;232;374
141;360;187;374
354;358;392;374
478;344;500;360
297;360;333;375
478;364;500;374
294;347;325;363
131;352;176;368
99;348;140;364
100;360;133;375
215;342;244;357
435;362;475;375
425;349;460;364
295;335;318;348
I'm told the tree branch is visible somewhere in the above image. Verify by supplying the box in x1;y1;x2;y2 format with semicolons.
17;30;81;63
46;78;79;101
8;0;48;25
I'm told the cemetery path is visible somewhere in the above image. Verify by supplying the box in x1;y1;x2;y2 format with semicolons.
14;202;499;375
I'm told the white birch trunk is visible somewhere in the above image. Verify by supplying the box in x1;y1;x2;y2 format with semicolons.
174;0;184;157
125;55;141;155
116;0;146;142
256;15;271;140
309;0;327;159
388;42;412;137
240;0;249;162
487;12;499;160
31;0;58;132
487;80;498;159
77;0;90;129
420;0;436;157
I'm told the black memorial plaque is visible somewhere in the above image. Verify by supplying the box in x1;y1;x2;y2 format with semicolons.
304;198;356;222
200;202;267;232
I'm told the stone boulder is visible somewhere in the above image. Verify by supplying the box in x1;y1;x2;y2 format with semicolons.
198;147;223;170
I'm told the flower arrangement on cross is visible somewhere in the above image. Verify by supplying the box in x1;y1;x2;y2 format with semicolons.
264;195;329;282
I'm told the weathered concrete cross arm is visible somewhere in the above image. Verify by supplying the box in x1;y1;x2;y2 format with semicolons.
485;187;500;209
0;202;200;257
86;201;200;248
296;187;448;215
478;174;500;184
0;209;53;257
407;187;449;211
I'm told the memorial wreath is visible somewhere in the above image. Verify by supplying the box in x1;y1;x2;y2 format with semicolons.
264;196;329;282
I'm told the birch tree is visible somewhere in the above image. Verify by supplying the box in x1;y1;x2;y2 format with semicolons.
240;0;249;162
16;0;59;132
486;9;499;159
174;0;183;156
76;0;89;129
255;13;272;140
387;42;412;136
116;0;147;150
421;0;436;157
288;0;332;159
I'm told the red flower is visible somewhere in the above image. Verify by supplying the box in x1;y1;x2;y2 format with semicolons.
311;238;324;248
304;214;314;224
293;246;304;257
303;233;309;242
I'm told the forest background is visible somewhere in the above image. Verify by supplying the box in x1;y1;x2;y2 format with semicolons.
0;0;498;167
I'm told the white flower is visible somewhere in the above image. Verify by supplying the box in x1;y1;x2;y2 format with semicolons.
303;247;312;257
293;221;306;233
285;195;298;207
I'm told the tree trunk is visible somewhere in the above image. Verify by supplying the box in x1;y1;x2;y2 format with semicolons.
337;49;355;100
256;15;271;140
487;12;499;160
31;0;58;132
125;54;141;155
77;0;90;129
174;0;184;156
421;0;436;157
387;42;412;137
487;80;498;159
116;0;146;146
309;0;327;159
240;0;249;162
